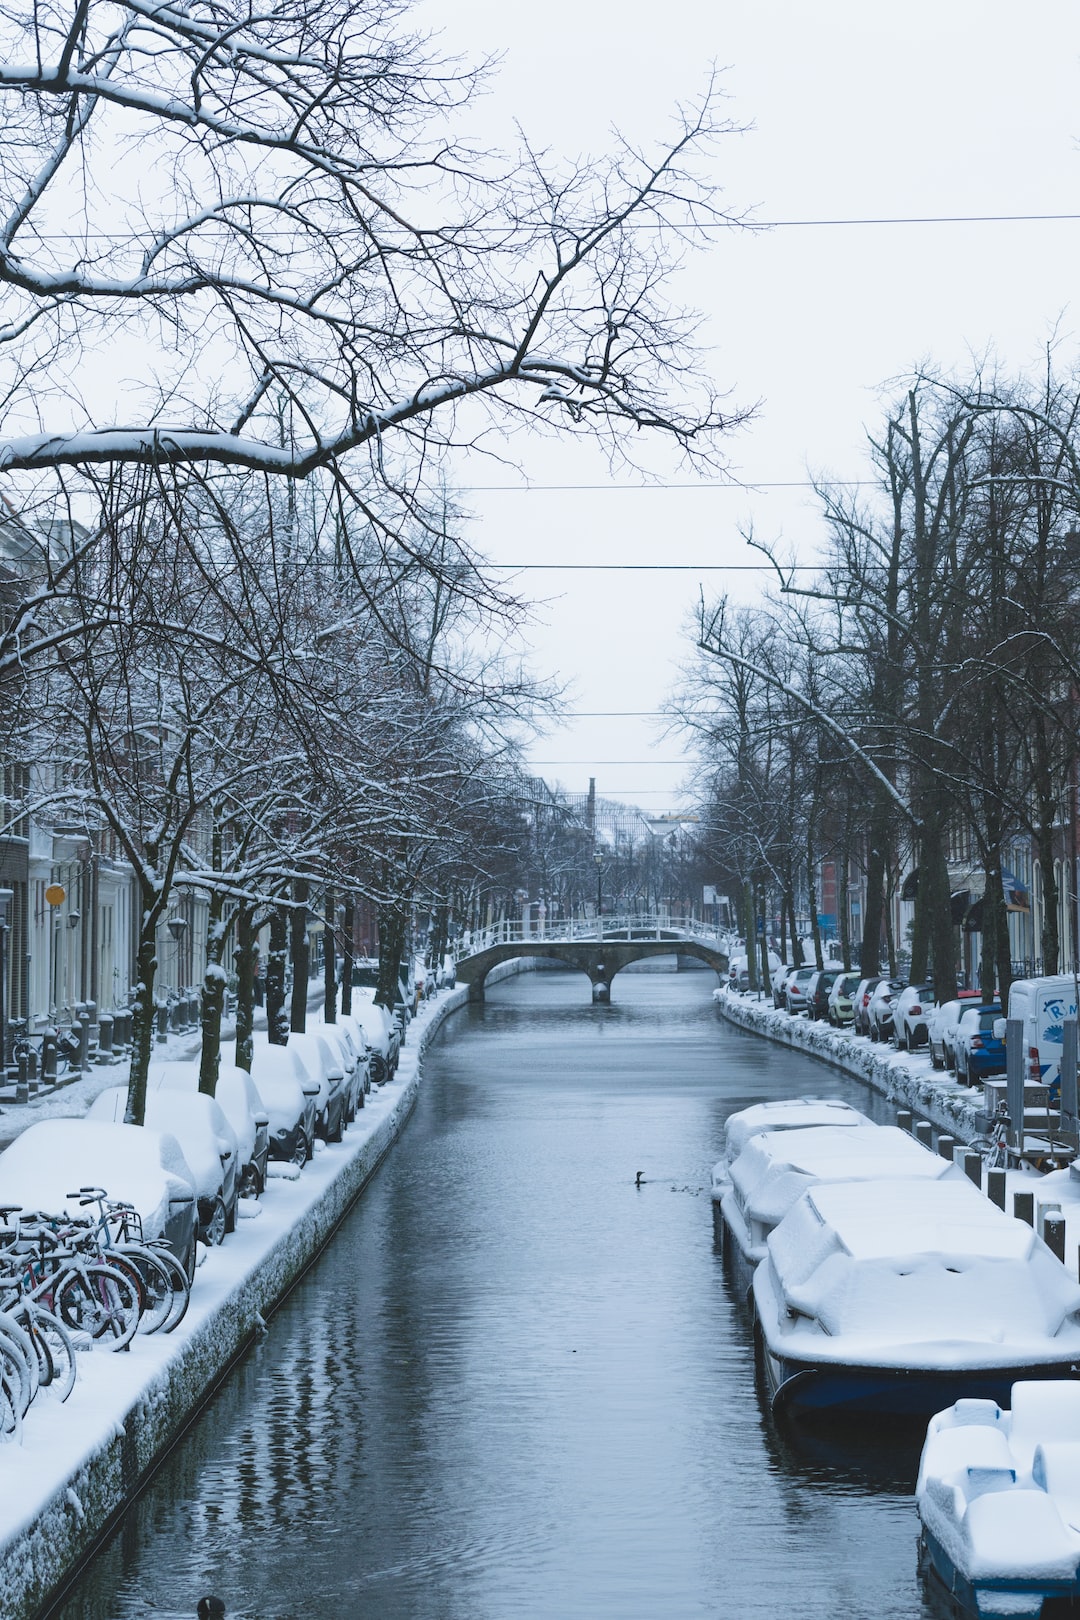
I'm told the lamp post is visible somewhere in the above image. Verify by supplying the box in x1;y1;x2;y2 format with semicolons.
594;849;604;928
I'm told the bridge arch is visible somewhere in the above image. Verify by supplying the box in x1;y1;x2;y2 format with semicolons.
455;938;728;1003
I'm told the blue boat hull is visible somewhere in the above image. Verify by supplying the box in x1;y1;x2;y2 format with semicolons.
919;1525;1080;1619
761;1342;1080;1418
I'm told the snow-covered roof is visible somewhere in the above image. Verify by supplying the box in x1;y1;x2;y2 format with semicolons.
730;1124;960;1226
723;1098;871;1162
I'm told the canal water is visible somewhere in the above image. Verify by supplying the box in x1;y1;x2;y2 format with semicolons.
53;969;939;1620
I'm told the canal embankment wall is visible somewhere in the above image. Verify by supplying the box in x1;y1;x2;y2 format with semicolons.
2;959;532;1620
713;987;985;1143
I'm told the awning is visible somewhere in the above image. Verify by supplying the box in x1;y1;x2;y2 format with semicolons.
950;889;973;925
900;868;919;903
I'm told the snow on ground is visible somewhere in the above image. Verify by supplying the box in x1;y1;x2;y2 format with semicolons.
714;986;1080;1279
0;984;463;1557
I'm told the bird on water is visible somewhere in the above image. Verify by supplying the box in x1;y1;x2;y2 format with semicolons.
197;1600;225;1619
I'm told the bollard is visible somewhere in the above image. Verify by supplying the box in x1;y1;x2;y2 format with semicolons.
1044;1212;1067;1264
896;1109;913;1133
1038;1202;1062;1242
96;1013;114;1063
15;1053;27;1105
987;1167;1007;1210
40;1029;57;1086
914;1120;933;1150
74;1016;90;1076
155;1002;169;1044
937;1133;957;1162
956;1147;982;1188
1014;1190;1035;1227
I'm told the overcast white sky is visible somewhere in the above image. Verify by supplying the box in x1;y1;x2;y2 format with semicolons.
422;1;1080;811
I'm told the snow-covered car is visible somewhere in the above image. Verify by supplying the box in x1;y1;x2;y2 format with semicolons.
784;966;816;1016
351;990;399;1082
927;993;983;1070
288;1030;350;1142
335;1014;373;1101
436;954;457;989
825;972;862;1026
0;1117;198;1275
772;964;796;1010
249;1038;318;1167
150;1060;270;1199
893;981;936;1050
89;1086;240;1246
312;1021;365;1121
867;978;905;1041
852;975;885;1036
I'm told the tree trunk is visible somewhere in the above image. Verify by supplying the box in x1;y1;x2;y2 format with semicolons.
234;907;257;1072
340;893;354;1018
289;877;309;1034
807;851;823;971
323;886;336;1024
198;892;227;1097
376;903;407;1012
125;876;160;1126
266;908;289;1045
860;801;889;977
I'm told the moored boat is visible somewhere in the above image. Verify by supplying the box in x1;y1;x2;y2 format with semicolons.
719;1123;963;1300
753;1178;1080;1417
917;1381;1080;1619
710;1097;873;1206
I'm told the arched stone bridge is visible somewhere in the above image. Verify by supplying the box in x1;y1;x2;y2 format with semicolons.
455;919;728;1003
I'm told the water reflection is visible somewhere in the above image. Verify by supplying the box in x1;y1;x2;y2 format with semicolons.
53;968;934;1620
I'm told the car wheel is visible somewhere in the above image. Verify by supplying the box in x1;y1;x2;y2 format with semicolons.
205;1195;227;1247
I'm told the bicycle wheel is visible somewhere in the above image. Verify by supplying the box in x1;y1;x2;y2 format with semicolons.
56;1263;141;1348
117;1244;177;1335
18;1303;76;1402
144;1244;191;1333
0;1314;36;1415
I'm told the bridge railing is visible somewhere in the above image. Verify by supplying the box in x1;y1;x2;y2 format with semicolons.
454;913;725;960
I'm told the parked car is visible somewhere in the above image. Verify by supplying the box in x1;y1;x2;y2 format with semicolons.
893;981;936;1051
805;968;841;1021
352;990;400;1081
784;966;816;1016
151;1060;271;1200
852;976;885;1036
249;1038;319;1167
954;1003;1007;1085
826;972;863;1027
867;978;905;1041
89;1086;239;1246
288;1030;349;1143
1007;975;1080;1098
0;1118;198;1277
337;1013;374;1099
313;1021;365;1121
928;993;983;1070
772;964;796;1010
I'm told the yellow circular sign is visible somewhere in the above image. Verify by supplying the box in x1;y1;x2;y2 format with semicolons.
44;884;66;906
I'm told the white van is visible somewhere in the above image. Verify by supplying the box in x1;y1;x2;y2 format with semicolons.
1006;975;1080;1096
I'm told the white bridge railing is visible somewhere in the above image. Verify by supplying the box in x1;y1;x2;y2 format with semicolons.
456;913;725;960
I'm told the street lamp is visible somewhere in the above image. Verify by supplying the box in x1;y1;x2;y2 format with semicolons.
593;849;604;926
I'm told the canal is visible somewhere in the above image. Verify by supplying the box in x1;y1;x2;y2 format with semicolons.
52;968;937;1619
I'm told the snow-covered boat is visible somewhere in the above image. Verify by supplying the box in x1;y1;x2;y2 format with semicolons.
917;1381;1080;1619
719;1123;963;1300
710;1097;872;1205
753;1178;1080;1416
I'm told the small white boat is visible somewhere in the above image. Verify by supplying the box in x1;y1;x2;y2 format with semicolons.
753;1178;1080;1416
917;1381;1080;1619
710;1097;873;1205
719;1124;963;1299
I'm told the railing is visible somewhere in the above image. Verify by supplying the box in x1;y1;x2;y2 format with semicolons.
455;913;725;959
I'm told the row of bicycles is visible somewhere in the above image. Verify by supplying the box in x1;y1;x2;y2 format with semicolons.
0;1188;192;1441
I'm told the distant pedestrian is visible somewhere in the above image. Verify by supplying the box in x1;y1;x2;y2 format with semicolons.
197;1599;225;1619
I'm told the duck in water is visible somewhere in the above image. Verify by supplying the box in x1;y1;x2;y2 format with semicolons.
197;1600;225;1619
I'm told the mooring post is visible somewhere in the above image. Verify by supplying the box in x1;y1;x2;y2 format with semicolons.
1014;1190;1034;1227
987;1167;1006;1210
